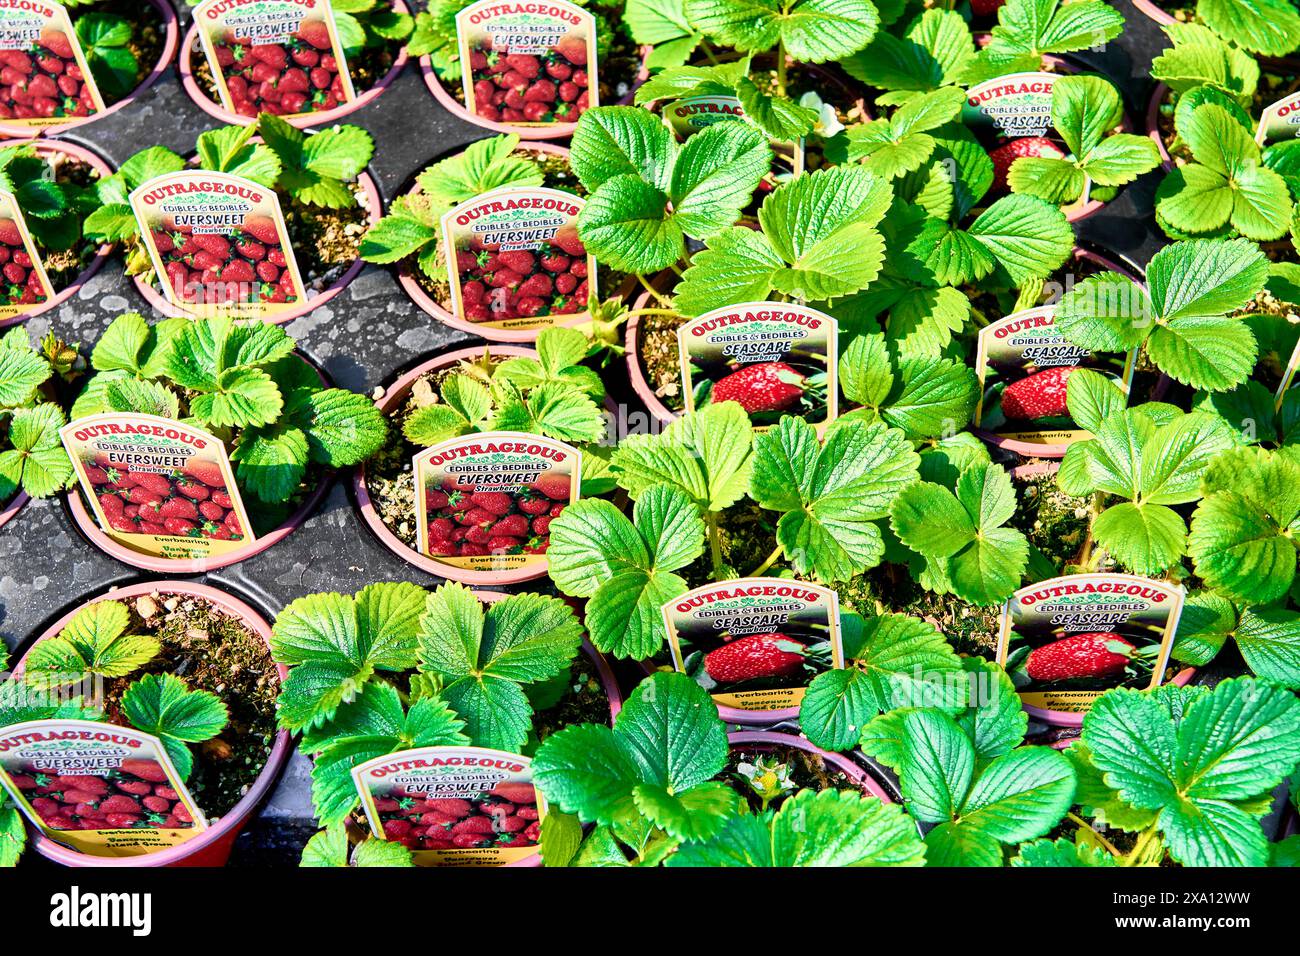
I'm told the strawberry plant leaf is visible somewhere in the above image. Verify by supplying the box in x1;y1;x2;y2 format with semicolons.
1196;0;1300;56
669;122;772;237
305;683;469;825
271;583;426;731
1011;837;1116;867
626;0;701;68
983;0;1125;61
351;836;416;867
1189;447;1300;604
0;345;50;408
684;0;880;63
962;194;1074;286
862;707;1075;866
838;87;965;179
233;425;308;502
24;600;160;689
751;417;919;582
800;612;965;751
673;226;785;315
415;134;544;207
1149;23;1259;103
1082;678;1300;866
572;106;675;193
578;174;681;272
289;389;388;467
0;799;24;868
300;823;351;866
417;584;583;751
196;124;281;188
121;673;229;781
838;333;979;439
841;8;974;93
548;487;705;658
0;678;103;728
611;402;753;512
668;788;926;866
491;381;606;444
533;672;733;842
0;404;71;498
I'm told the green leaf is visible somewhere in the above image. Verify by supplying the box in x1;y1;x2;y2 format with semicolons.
121;674;228;780
751;417;919;582
233;425;308;502
984;0;1125;59
578;175;680;273
684;0;880;63
672;225;785;315
0;345;49;408
669;122;772;239
668;788;926;866
964;194;1074;285
24;601;160;689
196;125;281;187
571;106;674;193
0;800;25;868
1083;679;1300;866
1196;0;1300;57
841;9;973;93
1012;837;1116;866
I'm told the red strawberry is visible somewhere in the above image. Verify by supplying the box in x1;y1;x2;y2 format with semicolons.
711;362;805;414
192;234;231;259
296;19;332;50
531;515;551;535
115;780;152;796
121;759;169;783
531;473;570;501
703;633;806;683
490;514;530;537
989;136;1065;192
158;497;198;520
970;0;1006;15
98;794;141;814
490;782;536;804
176;479;210;501
39;30;74;59
1025;633;1135;681
241;215;279;245
551;227;585;257
0;219;20;246
556;35;587;66
104;813;140;828
424;798;472;817
496;250;535;274
184;459;226;488
488;535;523;553
451;815;496;836
128;471;172;496
222;259;256;284
1000;366;1073;420
517;494;549;515
468;491;512;516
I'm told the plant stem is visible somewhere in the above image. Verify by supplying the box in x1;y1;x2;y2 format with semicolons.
707;511;725;579
777;41;787;98
622;307;683;321
636;272;673;308
748;545;783;577
1067;812;1122;858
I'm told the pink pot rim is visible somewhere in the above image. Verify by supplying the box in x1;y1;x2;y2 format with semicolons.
0;490;28;531
178;0;411;129
64;353;335;573
1130;0;1177;26
354;344;559;585
20;580;291;867
726;730;893;804
420;44;649;140
0;138;114;329
975;246;1144;460
395;141;588;343
1025;666;1197;728
625;274;683;426
1009;460;1060;481
0;0;179;139
1147;82;1174;172
132;166;383;324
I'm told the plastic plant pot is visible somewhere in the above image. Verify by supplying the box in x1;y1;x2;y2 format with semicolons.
395;140;586;343
624;272;685;426
178;0;411;129
973;246;1145;460
356;344;558;586
132;167;383;324
0;139;114;329
0;0;179;139
0;491;28;532
64;355;336;574
421;45;649;141
726;730;895;804
1147;82;1175;171
15;580;290;868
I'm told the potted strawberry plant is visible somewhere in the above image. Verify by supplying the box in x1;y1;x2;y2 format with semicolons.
83;116;379;323
0;0;178;137
1;580;290;867
0;140;114;324
179;0;414;127
269;582;621;864
1131;0;1300;63
359;134;628;342
355;330;608;583
0;326;79;532
63;311;387;572
417;0;646;139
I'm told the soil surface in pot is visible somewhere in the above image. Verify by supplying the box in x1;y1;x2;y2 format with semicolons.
88;590;279;819
192;19;397;109
725;743;865;813
529;654;612;743
1009;467;1092;572
635;310;688;412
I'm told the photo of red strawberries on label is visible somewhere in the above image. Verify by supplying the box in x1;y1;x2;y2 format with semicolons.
678;302;838;433
129;170;306;318
441;186;595;331
0;719;207;858
414;432;579;573
193;0;355;119
456;0;597;127
60;412;256;560
0;1;105;125
352;746;543;866
0;188;53;320
973;305;1135;453
997;573;1185;715
662;579;844;714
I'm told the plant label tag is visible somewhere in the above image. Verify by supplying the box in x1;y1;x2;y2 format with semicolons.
996;573;1185;715
0;0;106;127
1275;334;1300;410
193;0;356;120
662;578;844;714
963;71;1057;138
352;746;544;866
973;305;1135;454
414;430;580;573
0;188;54;320
456;0;597;127
677;302;838;432
663;94;807;172
0;719;208;858
129;170;307;320
1257;91;1300;144
440;185;596;332
60;412;257;561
